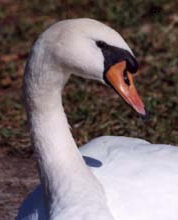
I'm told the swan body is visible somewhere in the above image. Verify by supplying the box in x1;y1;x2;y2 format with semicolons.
16;19;178;220
17;137;178;220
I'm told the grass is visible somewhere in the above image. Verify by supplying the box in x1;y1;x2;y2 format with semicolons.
0;0;178;155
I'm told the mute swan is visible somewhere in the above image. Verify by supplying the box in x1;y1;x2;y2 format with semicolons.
16;18;178;220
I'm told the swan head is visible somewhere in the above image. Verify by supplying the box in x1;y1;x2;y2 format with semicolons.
38;18;146;116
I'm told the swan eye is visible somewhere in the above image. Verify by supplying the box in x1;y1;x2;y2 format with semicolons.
96;41;108;50
123;69;130;86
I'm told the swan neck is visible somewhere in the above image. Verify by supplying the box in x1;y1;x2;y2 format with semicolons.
28;93;110;219
24;38;113;219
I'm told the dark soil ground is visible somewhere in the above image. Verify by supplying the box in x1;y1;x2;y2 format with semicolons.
0;0;178;219
0;149;38;220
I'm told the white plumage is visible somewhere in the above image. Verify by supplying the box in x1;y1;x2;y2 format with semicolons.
16;19;178;220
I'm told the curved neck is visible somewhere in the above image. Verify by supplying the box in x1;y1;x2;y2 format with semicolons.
29;97;103;217
24;41;113;219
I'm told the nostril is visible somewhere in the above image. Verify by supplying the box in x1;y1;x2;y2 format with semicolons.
123;69;130;86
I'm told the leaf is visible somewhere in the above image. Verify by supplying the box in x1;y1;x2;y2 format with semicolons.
0;76;12;88
0;53;27;63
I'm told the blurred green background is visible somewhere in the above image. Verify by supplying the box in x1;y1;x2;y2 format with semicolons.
0;0;178;156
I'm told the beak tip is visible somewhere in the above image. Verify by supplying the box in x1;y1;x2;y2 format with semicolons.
140;109;150;120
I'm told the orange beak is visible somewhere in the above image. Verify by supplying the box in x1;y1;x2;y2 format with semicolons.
105;61;146;116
